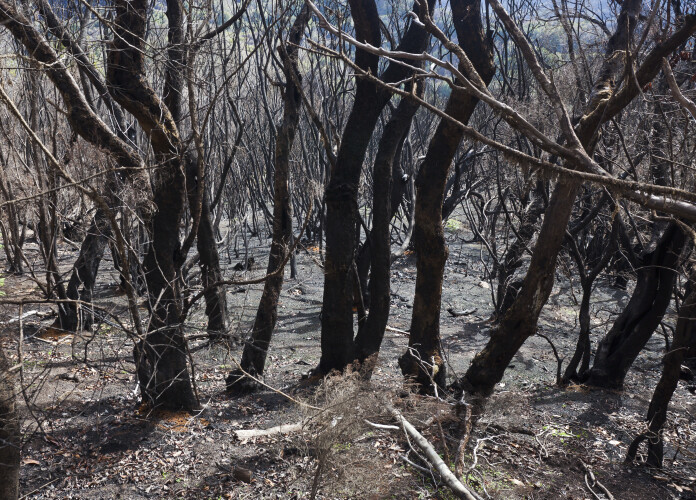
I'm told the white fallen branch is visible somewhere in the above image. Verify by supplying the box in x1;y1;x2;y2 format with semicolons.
364;419;400;431
389;407;483;500
4;310;38;324
234;422;303;441
385;325;410;336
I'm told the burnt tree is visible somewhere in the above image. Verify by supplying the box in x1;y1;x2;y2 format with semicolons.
317;0;434;374
399;0;495;393
227;6;310;392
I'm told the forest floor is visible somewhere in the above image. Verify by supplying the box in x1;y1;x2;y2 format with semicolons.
3;220;696;499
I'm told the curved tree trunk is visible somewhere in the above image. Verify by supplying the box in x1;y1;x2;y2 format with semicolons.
227;6;309;392
463;180;580;394
353;83;421;370
400;0;495;393
587;223;686;388
462;0;645;395
626;268;696;467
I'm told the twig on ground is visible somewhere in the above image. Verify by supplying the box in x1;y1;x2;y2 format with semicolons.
390;406;484;500
580;460;615;500
364;419;400;431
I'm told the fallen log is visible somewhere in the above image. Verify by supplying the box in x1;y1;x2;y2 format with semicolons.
234;422;302;441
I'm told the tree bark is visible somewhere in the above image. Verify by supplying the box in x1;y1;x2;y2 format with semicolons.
227;6;310;392
462;0;645;395
587;223;686;388
318;0;434;374
399;0;495;393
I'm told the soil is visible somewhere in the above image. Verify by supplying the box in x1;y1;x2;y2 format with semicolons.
4;222;696;499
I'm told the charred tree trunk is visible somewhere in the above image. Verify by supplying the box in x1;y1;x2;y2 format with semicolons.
34;0;147;333
136;163;197;409
462;179;580;394
319;0;383;373
108;0;197;410
227;6;309;392
627;268;696;467
0;346;19;500
56;209;110;331
400;0;495;393
318;0;434;374
0;156;23;275
587;223;686;388
166;0;228;341
186;158;228;339
353;84;421;370
462;0;645;395
495;181;546;318
354;91;418;310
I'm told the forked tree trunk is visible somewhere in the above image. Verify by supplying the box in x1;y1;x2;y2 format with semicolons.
399;0;495;393
0;345;19;500
353;84;421;370
33;0;147;333
318;0;434;374
626;268;696;467
587;223;686;388
319;0;383;371
108;0;197;410
227;6;309;392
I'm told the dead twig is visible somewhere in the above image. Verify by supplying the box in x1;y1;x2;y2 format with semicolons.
580;460;615;500
389;406;483;500
536;331;563;385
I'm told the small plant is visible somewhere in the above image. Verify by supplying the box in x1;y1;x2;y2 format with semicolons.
444;218;462;233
